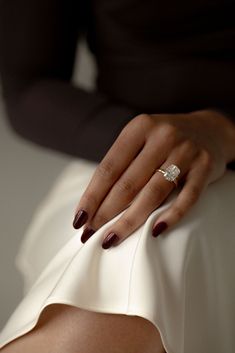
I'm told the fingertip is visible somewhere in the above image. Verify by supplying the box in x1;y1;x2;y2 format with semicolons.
80;226;96;243
73;209;89;229
152;221;168;237
102;232;120;249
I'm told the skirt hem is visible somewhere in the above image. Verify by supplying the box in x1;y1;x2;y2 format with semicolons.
0;296;173;353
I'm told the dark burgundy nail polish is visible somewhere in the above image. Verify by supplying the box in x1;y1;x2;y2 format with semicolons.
152;221;168;237
81;227;95;243
102;232;119;249
73;209;88;229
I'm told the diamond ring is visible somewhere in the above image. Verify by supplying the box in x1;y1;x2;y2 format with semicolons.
155;164;181;187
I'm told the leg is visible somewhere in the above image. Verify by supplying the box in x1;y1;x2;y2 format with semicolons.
1;304;166;353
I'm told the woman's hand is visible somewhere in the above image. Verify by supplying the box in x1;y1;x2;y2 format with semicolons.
72;110;235;249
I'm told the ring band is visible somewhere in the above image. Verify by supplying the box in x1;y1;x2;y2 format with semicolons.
155;164;181;187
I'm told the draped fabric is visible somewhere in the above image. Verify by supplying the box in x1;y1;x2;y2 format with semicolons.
0;158;235;352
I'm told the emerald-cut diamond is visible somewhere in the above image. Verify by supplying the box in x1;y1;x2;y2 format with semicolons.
163;164;180;181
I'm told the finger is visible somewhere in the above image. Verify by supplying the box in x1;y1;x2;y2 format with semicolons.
72;117;146;229
151;150;213;237
100;141;199;249
81;122;185;235
86;137;169;231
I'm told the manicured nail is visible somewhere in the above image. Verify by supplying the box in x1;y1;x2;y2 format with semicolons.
73;209;88;229
152;221;168;237
102;232;119;249
81;227;95;243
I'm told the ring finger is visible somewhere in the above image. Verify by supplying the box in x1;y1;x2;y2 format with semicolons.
85;140;169;231
100;141;199;248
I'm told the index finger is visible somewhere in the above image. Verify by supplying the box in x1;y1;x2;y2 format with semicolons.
72;117;146;229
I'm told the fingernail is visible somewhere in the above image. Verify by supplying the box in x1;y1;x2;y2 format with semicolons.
102;232;119;249
73;209;88;229
152;221;168;237
81;227;96;243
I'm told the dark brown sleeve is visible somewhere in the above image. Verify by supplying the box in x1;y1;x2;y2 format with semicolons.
0;0;137;163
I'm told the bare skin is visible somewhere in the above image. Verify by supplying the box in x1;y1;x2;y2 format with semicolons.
0;304;166;353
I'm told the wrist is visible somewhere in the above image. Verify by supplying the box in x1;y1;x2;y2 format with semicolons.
209;109;235;163
190;108;235;164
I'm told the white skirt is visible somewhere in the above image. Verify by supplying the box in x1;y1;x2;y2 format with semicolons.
0;158;235;353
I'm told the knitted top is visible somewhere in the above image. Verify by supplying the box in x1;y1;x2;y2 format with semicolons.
0;0;234;168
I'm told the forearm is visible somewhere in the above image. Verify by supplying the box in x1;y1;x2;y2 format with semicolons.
0;0;137;162
2;79;137;162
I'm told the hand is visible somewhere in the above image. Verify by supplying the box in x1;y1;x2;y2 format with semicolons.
72;110;235;249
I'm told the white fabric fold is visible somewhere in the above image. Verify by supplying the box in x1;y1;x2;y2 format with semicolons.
0;159;235;353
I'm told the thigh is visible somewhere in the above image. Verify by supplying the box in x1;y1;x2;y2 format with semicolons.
1;304;166;353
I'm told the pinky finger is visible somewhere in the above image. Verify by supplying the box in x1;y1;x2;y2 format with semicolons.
151;156;212;237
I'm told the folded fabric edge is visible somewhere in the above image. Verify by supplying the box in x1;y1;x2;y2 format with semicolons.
0;297;173;353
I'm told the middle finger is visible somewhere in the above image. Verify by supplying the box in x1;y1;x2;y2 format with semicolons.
87;139;168;230
100;141;199;248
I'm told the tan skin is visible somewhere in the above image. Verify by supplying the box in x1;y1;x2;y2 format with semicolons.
74;109;235;247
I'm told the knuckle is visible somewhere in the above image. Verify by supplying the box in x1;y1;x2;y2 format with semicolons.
188;185;200;203
121;216;136;230
132;113;155;131
200;149;214;172
134;113;153;125
181;139;197;154
117;113;153;142
93;212;107;228
97;158;115;180
159;123;179;145
172;205;185;220
80;190;98;207
116;178;137;196
118;122;132;139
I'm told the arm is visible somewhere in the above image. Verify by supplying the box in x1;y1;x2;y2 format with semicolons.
209;107;235;170
0;0;137;162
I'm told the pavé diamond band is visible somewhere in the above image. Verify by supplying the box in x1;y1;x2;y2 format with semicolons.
156;164;181;187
